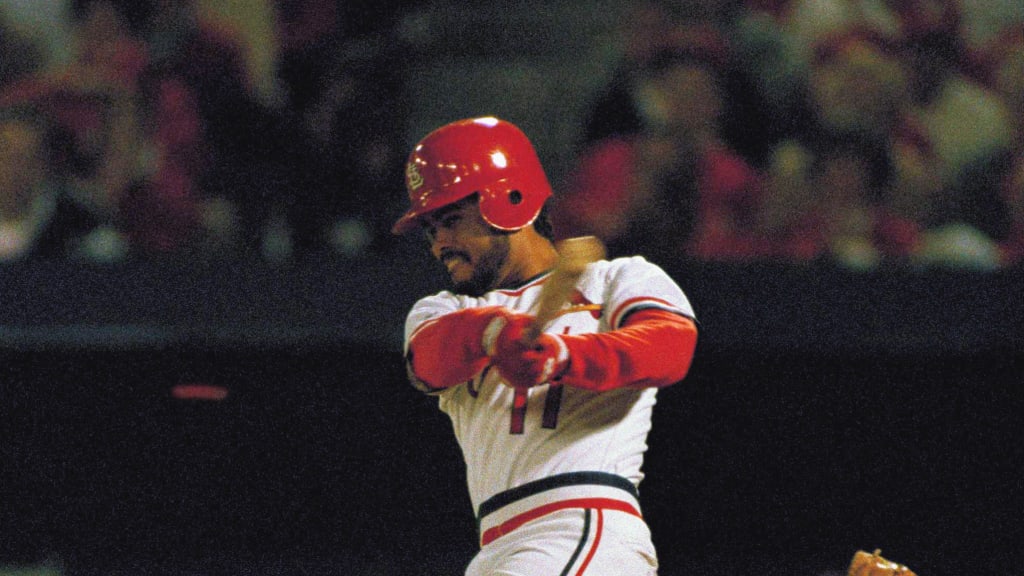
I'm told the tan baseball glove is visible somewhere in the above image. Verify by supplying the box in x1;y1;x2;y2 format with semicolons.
847;549;917;576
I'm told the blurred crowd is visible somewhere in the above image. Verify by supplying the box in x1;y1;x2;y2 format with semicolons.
2;0;1023;271
555;0;1024;270
0;0;413;264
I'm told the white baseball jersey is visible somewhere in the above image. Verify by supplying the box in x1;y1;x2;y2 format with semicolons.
403;255;695;514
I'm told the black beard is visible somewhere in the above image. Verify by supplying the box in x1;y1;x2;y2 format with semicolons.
450;235;510;296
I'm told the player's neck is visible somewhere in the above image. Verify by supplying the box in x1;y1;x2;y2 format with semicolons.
497;229;558;289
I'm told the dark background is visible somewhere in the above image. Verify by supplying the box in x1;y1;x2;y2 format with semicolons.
2;249;1022;575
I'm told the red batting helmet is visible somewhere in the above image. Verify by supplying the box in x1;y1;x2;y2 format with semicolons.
391;116;553;234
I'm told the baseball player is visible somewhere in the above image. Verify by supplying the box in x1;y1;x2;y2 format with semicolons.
393;116;699;576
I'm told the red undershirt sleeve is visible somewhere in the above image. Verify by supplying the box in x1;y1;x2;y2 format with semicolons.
406;306;503;391
553;308;698;392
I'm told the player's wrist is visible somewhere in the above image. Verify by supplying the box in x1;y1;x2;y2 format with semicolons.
549;334;583;386
544;333;571;383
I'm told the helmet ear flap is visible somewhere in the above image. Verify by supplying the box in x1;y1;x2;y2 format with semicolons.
478;185;546;231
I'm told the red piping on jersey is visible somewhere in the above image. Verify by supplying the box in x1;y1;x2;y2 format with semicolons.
479;497;640;546
495;273;549;297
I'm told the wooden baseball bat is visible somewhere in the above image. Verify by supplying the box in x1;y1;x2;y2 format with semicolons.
523;236;606;344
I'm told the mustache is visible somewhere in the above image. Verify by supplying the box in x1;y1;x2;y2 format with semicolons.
439;249;470;264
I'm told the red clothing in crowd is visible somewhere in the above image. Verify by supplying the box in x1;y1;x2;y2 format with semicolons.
556;136;770;261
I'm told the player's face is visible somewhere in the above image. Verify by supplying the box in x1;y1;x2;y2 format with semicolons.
422;199;511;296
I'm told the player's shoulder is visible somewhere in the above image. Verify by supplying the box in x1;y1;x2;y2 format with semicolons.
413;273;546;310
412;289;469;311
590;255;695;323
587;255;672;280
411;287;506;314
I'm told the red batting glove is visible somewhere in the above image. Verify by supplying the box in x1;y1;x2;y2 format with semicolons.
483;314;570;389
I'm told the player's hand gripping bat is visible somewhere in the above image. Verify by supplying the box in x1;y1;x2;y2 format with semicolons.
522;236;606;344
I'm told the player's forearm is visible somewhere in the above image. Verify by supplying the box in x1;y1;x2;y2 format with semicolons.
406;307;501;390
555;309;697;392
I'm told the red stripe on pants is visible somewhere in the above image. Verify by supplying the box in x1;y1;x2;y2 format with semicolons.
480;497;640;546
